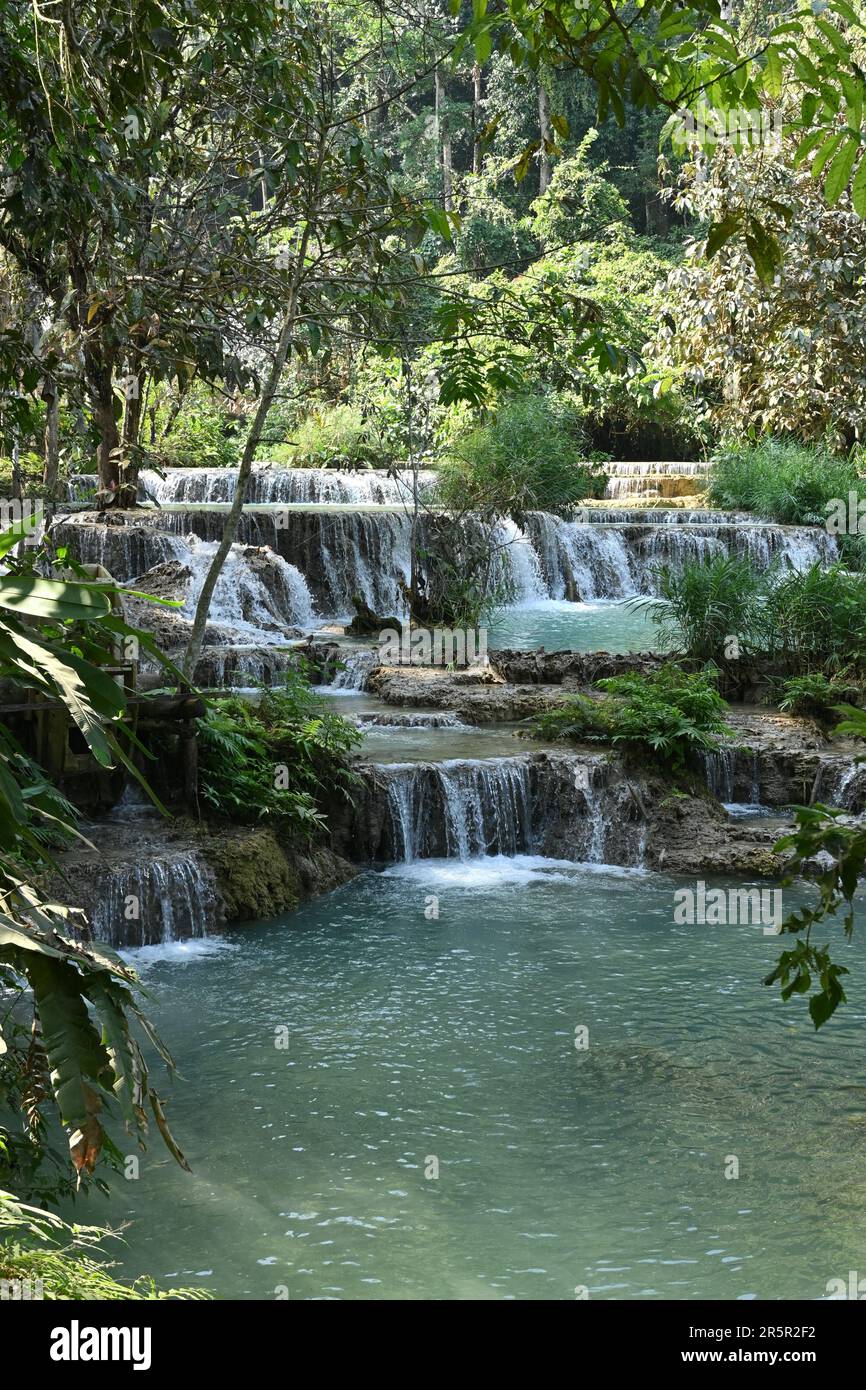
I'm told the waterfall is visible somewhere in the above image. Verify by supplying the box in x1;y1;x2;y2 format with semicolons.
524;514;635;600
194;644;304;688
381;758;535;861
180;535;316;637
319;647;380;692
700;749;738;803
603;461;710;501
54;482;840;631
346;754;646;865
77;853;220;948
494;517;548;603
66;474;99;503
139;466;438;506
143;508;413;618
51;519;183;578
355;710;472;730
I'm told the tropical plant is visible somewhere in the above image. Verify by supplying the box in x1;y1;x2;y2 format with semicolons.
437;393;602;524
760;565;866;671
776;672;865;722
533;664;730;770
0;1190;208;1299
634;555;766;664
196;665;362;834
707;439;861;525
0;521;188;1194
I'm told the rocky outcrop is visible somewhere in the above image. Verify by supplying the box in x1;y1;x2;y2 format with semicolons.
200;827;356;921
51;818;357;946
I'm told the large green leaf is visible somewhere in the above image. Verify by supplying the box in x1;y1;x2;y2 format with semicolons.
0;574;113;622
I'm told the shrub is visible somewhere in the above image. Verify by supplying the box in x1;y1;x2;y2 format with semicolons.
270;404;396;469
530;130;630;249
457;190;538;274
154;384;241;469
437;394;603;524
760;565;866;671
534;665;730;770
777;673;865;723
707;438;860;525
635;555;766;663
196;664;361;836
0;1191;208;1300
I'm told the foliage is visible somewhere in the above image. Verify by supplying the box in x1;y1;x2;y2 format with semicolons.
0;1190;208;1299
639;555;866;675
456;189;538;274
530;131;629;249
776;672;865;722
437;393;602;524
0;521;188;1192
654;108;866;447
533;664;730;770
264;404;398;470
635;555;766;664
760;565;866;671
153;385;241;470
196;664;361;835
707;439;860;525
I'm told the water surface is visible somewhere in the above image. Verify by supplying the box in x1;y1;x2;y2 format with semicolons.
106;861;866;1301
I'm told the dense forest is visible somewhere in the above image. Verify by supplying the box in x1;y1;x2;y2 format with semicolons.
2;0;866;1319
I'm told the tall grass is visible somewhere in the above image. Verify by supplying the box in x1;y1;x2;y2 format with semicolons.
639;558;866;673
707;438;860;525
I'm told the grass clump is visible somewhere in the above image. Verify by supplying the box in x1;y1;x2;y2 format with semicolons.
533;664;730;770
707;438;860;525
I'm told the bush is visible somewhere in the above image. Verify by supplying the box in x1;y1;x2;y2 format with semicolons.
760;565;866;671
530;130;630;249
707;438;860;525
196;664;361;836
457;190;538;275
635;555;766;664
776;673;865;723
534;664;730;770
154;384;241;468
438;394;603;523
0;1191;208;1300
269;404;396;469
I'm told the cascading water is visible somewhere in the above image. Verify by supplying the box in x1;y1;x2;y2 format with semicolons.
604;460;711;501
318;647;380;692
343;754;647;866
180;534;316;638
75;853;220;948
139;466;438;506
381;758;535;861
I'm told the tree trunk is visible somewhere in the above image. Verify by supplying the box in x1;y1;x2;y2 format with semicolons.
472;64;483;175
41;379;60;500
85;345;119;492
119;363;145;503
435;67;452;212
538;81;551;194
182;224;313;681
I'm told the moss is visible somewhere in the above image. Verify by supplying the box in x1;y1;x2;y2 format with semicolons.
198;826;357;922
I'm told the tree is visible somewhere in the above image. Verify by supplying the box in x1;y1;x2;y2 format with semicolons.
652;111;866;446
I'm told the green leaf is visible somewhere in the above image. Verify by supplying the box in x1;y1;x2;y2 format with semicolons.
849;150;866;216
705;214;742;259
824;135;858;203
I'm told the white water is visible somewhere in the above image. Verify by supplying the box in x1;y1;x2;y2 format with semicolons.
179;534;316;639
140;466;438;506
